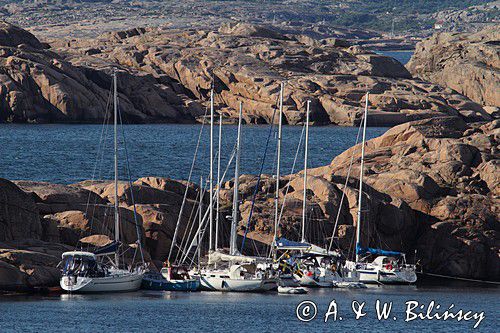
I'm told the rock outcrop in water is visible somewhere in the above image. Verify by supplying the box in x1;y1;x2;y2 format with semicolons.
407;27;500;115
0;21;492;125
1;117;498;291
225;117;499;281
0;177;208;291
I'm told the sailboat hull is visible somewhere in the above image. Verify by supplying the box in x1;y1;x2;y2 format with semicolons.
295;274;333;288
142;276;200;291
60;270;144;293
358;269;417;284
199;275;277;292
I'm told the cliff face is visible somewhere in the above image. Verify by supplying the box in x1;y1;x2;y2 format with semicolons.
407;27;500;113
0;21;491;125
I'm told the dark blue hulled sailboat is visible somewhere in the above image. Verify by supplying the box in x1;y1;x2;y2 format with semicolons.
142;265;199;292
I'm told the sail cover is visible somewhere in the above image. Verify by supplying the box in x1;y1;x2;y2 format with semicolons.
275;238;311;250
208;251;272;265
356;244;402;257
94;241;121;256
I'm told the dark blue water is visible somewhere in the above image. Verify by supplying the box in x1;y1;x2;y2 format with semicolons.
0;124;388;184
0;287;497;332
377;50;414;65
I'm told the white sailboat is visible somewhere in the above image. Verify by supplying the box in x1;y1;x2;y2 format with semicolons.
197;101;277;292
291;101;342;288
60;70;145;293
344;92;417;284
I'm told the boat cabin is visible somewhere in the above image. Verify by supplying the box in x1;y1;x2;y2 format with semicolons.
61;251;106;278
160;266;191;281
228;263;267;279
372;256;397;267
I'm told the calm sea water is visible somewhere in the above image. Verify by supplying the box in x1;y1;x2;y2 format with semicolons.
377;50;414;65
0;287;497;332
0;124;388;184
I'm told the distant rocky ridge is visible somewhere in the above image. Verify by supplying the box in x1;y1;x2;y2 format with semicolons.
3;0;492;40
0;21;492;125
1;116;498;291
408;26;499;116
432;1;499;32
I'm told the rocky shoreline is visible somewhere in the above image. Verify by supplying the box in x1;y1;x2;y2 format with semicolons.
1;116;498;291
0;21;493;126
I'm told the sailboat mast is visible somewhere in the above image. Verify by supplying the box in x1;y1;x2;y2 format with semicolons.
198;176;203;270
209;89;214;252
113;70;120;268
301;100;310;243
273;82;284;248
215;113;222;250
230;102;243;255
355;92;369;262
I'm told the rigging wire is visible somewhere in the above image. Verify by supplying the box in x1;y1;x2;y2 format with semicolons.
239;105;278;254
328;117;364;253
265;123;306;257
80;79;113;255
168;106;209;263
277;124;306;230
118;98;145;266
180;145;237;265
175;186;202;265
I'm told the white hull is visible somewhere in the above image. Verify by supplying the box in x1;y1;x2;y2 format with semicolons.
295;274;333;287
358;269;417;284
278;286;307;294
60;270;144;293
335;281;367;289
199;275;277;292
294;267;342;288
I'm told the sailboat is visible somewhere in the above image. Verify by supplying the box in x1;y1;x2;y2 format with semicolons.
274;99;341;288
141;91;222;292
343;92;417;284
60;70;146;293
196;101;278;292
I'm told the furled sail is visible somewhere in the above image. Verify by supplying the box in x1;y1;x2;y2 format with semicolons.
208;251;272;265
356;244;402;257
275;237;311;250
94;241;121;256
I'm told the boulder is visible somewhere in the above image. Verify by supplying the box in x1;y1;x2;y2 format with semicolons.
81;181;184;207
0;239;72;290
0;260;26;290
14;181;108;214
0;21;44;49
134;177;199;198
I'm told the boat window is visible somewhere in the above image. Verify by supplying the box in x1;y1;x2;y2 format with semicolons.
61;255;101;277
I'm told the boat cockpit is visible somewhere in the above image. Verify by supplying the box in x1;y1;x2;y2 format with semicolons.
60;251;107;278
